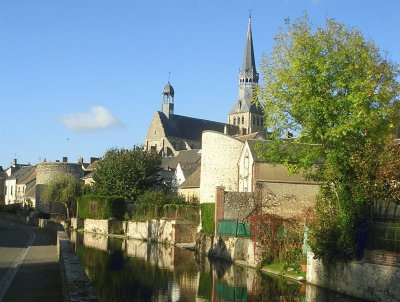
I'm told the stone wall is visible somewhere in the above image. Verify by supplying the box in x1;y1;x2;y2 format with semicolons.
258;182;318;218
36;162;84;213
224;191;256;220
174;222;198;243
84;219;109;235
307;252;400;302
126;221;150;240
57;231;98;302
200;131;244;203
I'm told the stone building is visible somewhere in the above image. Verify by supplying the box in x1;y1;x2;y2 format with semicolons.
145;16;264;156
144;83;237;156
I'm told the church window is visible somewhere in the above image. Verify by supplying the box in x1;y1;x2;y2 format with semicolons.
242;116;244;124
154;130;157;135
252;116;256;125
233;117;236;125
237;116;240;124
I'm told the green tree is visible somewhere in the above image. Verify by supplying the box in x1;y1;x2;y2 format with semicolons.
256;15;400;260
92;147;162;202
42;174;83;219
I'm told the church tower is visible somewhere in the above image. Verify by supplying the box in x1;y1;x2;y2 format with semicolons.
228;16;264;135
162;81;174;118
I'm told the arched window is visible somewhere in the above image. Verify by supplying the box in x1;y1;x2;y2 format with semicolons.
242;116;244;124
233;117;236;125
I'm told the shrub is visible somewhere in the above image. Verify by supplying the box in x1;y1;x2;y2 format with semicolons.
78;195;126;220
200;203;215;235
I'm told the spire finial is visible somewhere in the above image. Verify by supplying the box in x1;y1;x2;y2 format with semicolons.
248;9;252;20
168;71;171;83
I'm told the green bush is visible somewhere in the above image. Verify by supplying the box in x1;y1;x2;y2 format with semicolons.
200;203;215;235
78;195;126;220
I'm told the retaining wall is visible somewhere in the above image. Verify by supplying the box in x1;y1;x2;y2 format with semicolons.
126;221;149;240
307;252;400;302
57;231;98;302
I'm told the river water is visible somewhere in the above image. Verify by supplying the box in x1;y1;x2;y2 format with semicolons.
69;231;364;302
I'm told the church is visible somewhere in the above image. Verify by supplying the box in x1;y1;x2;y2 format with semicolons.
144;16;264;156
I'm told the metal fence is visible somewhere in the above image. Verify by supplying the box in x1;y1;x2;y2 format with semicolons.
217;220;251;238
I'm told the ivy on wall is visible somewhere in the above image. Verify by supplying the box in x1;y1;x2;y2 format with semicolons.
200;203;215;235
78;195;125;220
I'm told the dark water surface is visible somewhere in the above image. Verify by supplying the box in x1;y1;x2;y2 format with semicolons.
69;231;365;302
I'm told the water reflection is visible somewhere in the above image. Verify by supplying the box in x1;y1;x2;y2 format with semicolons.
70;231;364;302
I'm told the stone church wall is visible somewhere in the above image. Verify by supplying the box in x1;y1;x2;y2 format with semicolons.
200;131;244;203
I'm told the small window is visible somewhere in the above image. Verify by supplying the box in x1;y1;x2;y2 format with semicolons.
242;116;244;124
11;186;13;196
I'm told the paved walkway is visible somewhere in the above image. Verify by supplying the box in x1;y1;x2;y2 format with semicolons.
0;219;63;302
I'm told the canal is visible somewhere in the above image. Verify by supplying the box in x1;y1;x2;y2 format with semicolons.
70;231;364;302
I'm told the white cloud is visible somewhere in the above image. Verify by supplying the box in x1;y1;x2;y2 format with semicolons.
60;106;122;132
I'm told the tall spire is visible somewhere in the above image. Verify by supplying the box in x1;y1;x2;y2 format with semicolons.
240;15;258;84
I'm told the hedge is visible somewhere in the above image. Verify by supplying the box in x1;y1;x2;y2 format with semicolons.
200;203;215;235
78;195;125;220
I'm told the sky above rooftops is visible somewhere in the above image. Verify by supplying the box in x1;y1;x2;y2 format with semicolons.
1;0;399;168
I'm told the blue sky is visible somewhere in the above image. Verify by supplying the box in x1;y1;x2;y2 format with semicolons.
1;0;399;168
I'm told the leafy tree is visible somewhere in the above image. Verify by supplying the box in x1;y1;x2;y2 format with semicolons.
256;15;400;260
42;174;83;219
92;147;162;202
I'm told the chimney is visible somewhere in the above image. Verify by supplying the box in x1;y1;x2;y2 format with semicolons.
90;157;99;164
11;159;17;167
62;157;68;163
78;157;84;165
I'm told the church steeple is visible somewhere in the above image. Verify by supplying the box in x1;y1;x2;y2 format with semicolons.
239;15;259;87
228;15;264;136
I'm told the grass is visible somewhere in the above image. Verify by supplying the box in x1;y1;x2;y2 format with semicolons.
262;262;306;280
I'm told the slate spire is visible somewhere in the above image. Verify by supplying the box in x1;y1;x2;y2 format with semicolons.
239;15;258;84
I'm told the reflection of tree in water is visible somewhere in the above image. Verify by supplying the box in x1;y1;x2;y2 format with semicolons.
252;273;302;302
77;245;173;302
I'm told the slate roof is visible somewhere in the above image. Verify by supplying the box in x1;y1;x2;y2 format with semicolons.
247;139;263;162
84;160;100;172
19;167;36;185
8;166;34;181
229;99;263;115
161;149;201;170
158;112;237;142
180;165;201;189
235;132;264;143
179;163;200;179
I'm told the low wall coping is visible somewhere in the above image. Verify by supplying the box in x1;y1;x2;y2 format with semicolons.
57;231;98;302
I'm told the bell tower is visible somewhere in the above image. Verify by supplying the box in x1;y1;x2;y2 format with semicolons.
162;81;174;119
228;15;264;135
